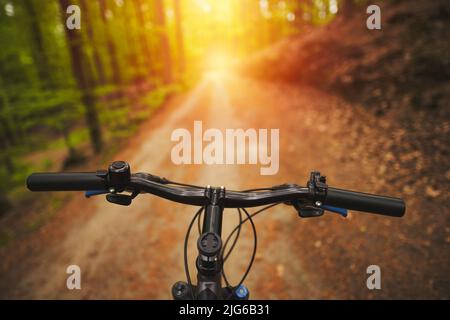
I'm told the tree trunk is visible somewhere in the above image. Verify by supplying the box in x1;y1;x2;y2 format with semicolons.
173;0;185;76
79;0;106;85
0;95;15;174
22;0;54;89
59;0;102;153
155;0;173;84
132;0;154;77
98;0;122;85
121;1;142;83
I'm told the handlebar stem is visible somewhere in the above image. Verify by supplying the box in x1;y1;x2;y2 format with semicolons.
195;186;226;299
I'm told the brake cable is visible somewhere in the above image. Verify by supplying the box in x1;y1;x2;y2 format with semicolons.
222;207;257;300
223;208;243;262
197;209;202;235
221;203;281;298
182;184;282;299
184;206;204;300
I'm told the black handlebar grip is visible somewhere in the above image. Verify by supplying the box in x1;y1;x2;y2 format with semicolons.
27;173;109;191
325;188;405;217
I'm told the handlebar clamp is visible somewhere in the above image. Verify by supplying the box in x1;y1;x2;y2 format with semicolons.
307;171;328;202
204;185;226;206
286;171;328;218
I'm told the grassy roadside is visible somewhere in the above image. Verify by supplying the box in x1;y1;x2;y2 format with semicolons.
0;84;182;248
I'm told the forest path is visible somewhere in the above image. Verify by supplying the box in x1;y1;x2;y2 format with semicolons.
0;71;444;299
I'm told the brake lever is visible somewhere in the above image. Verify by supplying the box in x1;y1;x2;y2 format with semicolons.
290;200;324;218
106;193;133;206
85;190;109;198
106;189;140;206
321;205;348;218
85;189;140;206
289;200;347;218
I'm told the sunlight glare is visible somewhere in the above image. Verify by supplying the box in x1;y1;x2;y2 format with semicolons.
196;0;211;13
287;12;295;22
205;51;233;72
5;3;14;16
330;0;339;14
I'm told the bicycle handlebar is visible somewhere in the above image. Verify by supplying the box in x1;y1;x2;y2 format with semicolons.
27;172;109;191
325;188;405;217
129;175;311;208
26;164;405;217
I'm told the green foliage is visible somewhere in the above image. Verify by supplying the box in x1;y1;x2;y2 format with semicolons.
0;0;326;207
0;229;14;247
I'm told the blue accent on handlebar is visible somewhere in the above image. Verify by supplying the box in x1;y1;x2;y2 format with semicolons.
322;205;348;217
85;190;109;198
235;284;249;299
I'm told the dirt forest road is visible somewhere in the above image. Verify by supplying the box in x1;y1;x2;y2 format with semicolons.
0;71;448;299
